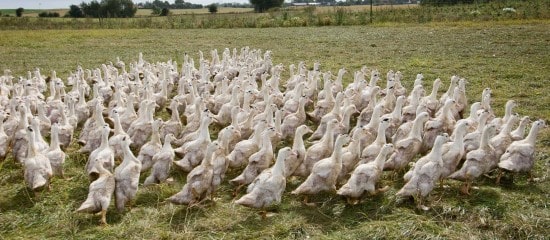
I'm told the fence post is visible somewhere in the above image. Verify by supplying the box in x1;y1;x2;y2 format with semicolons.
370;0;373;23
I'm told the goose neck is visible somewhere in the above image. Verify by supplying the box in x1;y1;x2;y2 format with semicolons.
429;84;439;99
292;130;306;150
99;130;109;149
374;123;387;144
526;123;541;145
480;129;492;150
49;128;61;151
512;120;528;137
331;138;346;164
392;100;403;118
410;117;425;139
428;139;445;160
272;153;286;177
374;149;390;169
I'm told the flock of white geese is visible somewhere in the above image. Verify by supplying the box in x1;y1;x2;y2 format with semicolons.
0;47;546;224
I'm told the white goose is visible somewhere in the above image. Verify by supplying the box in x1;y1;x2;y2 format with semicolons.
292;134;350;206
23;126;53;198
45;123;66;178
114;136;142;211
497;120;546;183
337;143;394;205
144;133;176;186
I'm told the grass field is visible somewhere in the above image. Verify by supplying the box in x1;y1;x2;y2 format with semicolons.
0;20;549;239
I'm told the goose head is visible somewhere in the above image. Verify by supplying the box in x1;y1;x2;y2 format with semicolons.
297;125;313;135
379;117;391;129
164;133;176;144
380;143;395;155
335;134;351;147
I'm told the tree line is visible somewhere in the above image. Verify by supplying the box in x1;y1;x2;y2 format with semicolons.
66;0;137;18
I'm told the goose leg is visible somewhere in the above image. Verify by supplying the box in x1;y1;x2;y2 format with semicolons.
259;210;267;220
302;196;316;207
459;181;470;195
100;210;108;225
528;171;534;182
232;184;243;197
495;169;503;184
376;185;390;194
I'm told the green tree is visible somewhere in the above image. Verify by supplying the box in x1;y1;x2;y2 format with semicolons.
81;0;137;18
174;0;185;8
207;4;218;14
81;1;102;18
15;7;24;17
67;5;84;18
250;0;283;13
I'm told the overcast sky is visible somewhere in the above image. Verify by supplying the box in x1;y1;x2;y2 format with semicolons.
0;0;251;9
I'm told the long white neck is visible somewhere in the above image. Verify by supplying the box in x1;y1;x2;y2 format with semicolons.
272;152;287;178
500;117;516;135
162;137;173;151
297;98;307;118
375;149;391;170
331;138;346;165
477;113;489;133
199;118;211;141
251;125;264;143
99;129;109;149
367;106;382;129
260;131;273;152
452;126;466;149
409;115;425;140
480;128;493;150
428;137;445;161
391;98;404;119
341;107;355;130
511;118;529;139
230;87;239;105
503;102;514;122
525;122;542;146
374;123;387;144
27;130;38;157
323;124;336;148
49;126;61;151
113;114;124;135
429;80;440;99
0;116;4;133
201;147;214;168
150;123;161;145
122;141;137;163
439;101;452;120
170;104;180;122
292;129;307;150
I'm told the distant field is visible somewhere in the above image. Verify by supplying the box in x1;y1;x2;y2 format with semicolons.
0;5;409;17
0;20;548;239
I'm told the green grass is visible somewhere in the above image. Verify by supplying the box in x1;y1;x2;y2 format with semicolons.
0;20;549;239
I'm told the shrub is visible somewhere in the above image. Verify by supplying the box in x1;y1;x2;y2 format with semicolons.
16;7;24;17
208;4;218;14
160;7;170;16
39;12;61;18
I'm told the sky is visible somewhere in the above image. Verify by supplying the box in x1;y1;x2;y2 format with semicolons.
0;0;251;9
